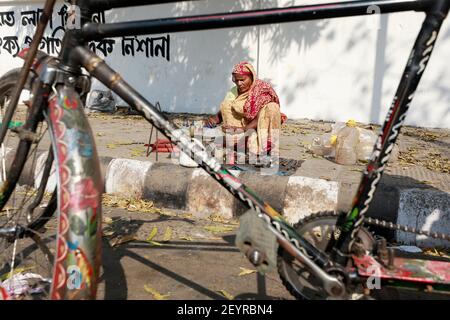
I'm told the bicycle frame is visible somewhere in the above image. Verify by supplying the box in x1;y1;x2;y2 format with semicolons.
6;0;448;299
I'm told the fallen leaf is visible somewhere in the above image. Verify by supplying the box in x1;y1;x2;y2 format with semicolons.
102;216;113;224
204;225;235;233
179;236;194;241
129;147;146;158
423;248;450;259
162;227;172;242
0;266;36;281
238;267;257;276
209;214;226;223
182;213;194;219
102;194;161;214
144;285;170;300
217;289;234;300
103;230;115;237
106;143;118;149
146;240;163;246
146;227;158;241
110;234;136;247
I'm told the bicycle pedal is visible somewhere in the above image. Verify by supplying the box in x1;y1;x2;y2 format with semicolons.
235;209;278;274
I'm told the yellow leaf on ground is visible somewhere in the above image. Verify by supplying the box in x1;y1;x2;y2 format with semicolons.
103;230;115;237
160;209;175;217
146;227;158;241
146;240;163;246
217;290;234;300
144;285;170;300
162;227;172;242
204;225;235;233
209;214;226;223
110;234;136;247
423;248;450;258
102;216;113;224
106;143;118;149
238;267;257;277
179;236;194;241
0;266;35;281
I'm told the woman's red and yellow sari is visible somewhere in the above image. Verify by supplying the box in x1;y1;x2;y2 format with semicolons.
219;61;286;163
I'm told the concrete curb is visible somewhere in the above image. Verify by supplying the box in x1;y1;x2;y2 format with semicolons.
21;155;450;247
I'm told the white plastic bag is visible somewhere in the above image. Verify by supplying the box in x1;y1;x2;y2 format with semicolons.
331;122;346;135
335;122;359;165
356;128;377;161
1;273;51;296
311;133;336;157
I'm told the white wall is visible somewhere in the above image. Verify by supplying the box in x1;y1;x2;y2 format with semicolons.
0;0;449;128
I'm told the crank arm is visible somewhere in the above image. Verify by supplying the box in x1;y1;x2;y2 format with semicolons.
271;224;347;299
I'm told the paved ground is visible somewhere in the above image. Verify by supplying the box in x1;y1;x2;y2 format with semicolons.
96;200;294;300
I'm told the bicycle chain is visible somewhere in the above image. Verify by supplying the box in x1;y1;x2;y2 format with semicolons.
364;216;450;242
257;210;450;257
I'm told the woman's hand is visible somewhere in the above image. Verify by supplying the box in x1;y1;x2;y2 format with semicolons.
244;117;258;131
221;125;245;133
204;115;220;128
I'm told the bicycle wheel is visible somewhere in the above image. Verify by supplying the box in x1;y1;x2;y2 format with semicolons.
277;212;374;300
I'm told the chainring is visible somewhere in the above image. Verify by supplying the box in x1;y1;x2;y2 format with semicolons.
277;211;374;300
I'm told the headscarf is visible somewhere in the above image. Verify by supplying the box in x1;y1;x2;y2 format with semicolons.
232;61;286;123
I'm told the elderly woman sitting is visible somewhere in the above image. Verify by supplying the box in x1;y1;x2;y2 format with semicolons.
205;61;286;165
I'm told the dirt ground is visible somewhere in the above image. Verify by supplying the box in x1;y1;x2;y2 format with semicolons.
97;195;294;300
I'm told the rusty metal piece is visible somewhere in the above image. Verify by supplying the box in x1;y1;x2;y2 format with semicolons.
110;73;122;88
86;57;103;73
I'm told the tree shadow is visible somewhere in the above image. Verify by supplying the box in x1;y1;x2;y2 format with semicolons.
90;0;328;115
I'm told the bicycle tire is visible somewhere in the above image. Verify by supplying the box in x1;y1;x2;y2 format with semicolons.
277;211;374;300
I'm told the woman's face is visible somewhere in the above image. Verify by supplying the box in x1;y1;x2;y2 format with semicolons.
232;73;253;94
